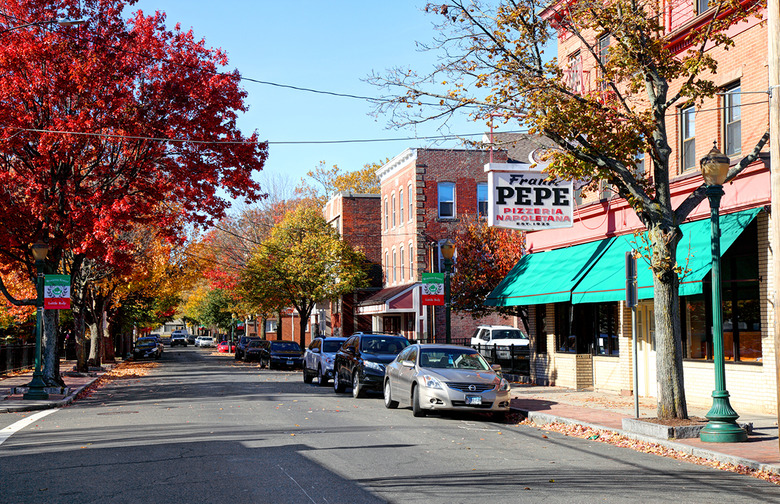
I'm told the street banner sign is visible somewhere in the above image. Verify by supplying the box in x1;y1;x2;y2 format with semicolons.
44;274;71;309
421;273;444;305
486;163;574;230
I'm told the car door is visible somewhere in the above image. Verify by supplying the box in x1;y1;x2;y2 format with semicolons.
337;336;356;383
305;339;319;373
390;345;414;402
395;346;418;402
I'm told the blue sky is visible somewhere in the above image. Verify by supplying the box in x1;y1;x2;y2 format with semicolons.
131;0;491;204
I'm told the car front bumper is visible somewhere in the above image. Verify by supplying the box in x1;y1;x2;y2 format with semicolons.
417;385;511;412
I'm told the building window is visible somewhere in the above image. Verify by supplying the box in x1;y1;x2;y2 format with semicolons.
535;305;548;354
392;193;396;228
265;320;278;333
697;0;711;14
408;183;414;222
438;182;455;219
681;105;696;171
684;219;761;362
573;186;584;206
385;251;389;282
409;243;414;281
555;302;619;355
724;84;741;156
597;34;610;92
635;151;645;176
399;189;404;224
400;246;405;282
566;51;583;94
477;183;488;217
599;179;612;201
384;198;389;230
392;249;397;283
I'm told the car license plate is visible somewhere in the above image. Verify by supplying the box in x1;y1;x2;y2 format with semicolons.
465;395;482;406
287;360;294;366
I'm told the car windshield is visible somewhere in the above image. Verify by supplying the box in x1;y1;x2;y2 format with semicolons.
492;329;529;340
136;338;155;346
271;342;300;351
247;340;262;348
322;340;344;352
419;349;491;370
360;336;409;354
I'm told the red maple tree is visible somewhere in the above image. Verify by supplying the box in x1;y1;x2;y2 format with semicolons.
0;0;267;379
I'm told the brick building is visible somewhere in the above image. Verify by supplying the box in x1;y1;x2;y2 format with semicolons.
322;192;383;337
355;147;532;341
486;2;775;414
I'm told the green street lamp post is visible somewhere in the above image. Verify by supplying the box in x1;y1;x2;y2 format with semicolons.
441;240;455;344
699;144;747;443
23;241;50;400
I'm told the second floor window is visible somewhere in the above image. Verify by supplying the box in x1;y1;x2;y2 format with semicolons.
409;244;414;281
566;51;583;94
408;183;414;221
597;34;610;91
400;246;405;282
724;84;741;156
477;183;488;217
399;189;404;224
697;0;711;14
384;198;389;230
392;194;396;228
681;105;696;171
438;182;455;219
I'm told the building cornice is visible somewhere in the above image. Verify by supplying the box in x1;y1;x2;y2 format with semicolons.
376;148;417;182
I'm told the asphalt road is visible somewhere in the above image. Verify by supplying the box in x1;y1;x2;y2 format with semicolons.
1;346;779;504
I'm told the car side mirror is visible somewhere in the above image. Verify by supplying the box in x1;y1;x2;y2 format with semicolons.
491;364;502;372
312;348;320;354
346;347;355;354
402;360;415;368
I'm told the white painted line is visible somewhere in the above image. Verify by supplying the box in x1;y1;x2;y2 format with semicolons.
0;409;58;447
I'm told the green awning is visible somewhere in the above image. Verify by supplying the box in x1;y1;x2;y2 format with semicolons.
571;207;761;303
484;238;613;306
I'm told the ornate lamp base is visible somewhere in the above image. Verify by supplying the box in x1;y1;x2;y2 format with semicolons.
699;391;747;443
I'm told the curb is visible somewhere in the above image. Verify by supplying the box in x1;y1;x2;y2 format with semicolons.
511;407;780;476
0;378;98;414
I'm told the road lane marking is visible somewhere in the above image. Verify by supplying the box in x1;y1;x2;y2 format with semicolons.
0;409;58;447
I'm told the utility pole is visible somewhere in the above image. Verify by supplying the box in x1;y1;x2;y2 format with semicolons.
769;0;780;452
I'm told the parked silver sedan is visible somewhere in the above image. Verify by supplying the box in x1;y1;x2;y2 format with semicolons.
383;344;511;420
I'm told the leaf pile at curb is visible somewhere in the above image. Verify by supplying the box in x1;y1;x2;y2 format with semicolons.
523;419;780;486
73;361;157;401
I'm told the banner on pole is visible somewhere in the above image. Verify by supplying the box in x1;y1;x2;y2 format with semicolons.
421;273;444;305
44;275;71;309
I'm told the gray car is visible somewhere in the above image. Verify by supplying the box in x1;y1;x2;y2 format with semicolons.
303;337;347;386
383;344;511;421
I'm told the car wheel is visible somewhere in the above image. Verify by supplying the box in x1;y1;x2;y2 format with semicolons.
412;386;426;417
333;368;345;393
384;380;398;409
352;372;364;398
235;351;240;360
303;367;313;384
317;366;328;387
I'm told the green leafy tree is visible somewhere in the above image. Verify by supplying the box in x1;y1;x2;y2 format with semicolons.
296;160;383;207
370;0;767;419
242;205;369;349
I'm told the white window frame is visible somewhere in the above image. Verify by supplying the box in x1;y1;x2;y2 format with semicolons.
477;182;488;217
438;182;456;219
408;183;413;223
724;84;741;156
399;189;404;224
384;197;389;230
681;105;696;172
409;242;414;281
400;245;405;282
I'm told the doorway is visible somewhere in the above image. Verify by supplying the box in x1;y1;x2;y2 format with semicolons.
636;302;657;397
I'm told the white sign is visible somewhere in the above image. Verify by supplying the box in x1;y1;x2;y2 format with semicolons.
486;163;574;230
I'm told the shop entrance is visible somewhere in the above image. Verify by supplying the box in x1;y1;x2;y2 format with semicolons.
636;301;657;397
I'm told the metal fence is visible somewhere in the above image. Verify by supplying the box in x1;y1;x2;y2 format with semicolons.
411;337;530;375
0;344;35;376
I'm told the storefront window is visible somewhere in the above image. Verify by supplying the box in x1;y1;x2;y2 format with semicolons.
555;302;617;355
596;303;619;356
683;218;761;363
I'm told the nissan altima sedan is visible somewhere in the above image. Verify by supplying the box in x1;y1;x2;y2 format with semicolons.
383;344;511;420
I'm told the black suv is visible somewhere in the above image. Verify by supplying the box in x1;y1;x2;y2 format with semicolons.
235;336;261;360
332;333;410;398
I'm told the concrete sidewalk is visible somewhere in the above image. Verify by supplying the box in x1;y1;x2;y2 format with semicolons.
0;362;107;413
510;384;780;475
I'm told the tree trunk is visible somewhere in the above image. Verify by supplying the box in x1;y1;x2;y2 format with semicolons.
276;310;283;341
651;226;689;419
88;322;101;367
260;316;267;339
299;316;308;350
42;309;65;387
